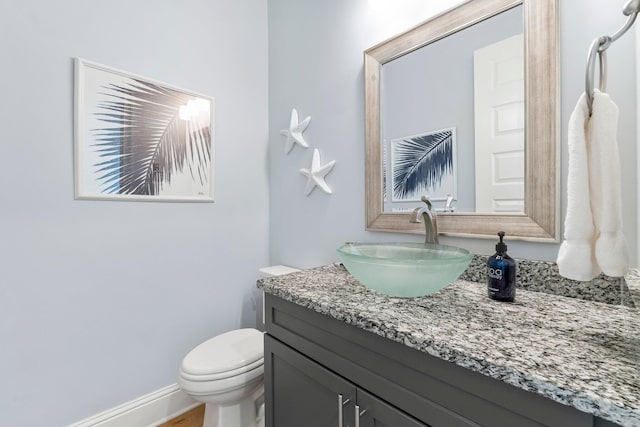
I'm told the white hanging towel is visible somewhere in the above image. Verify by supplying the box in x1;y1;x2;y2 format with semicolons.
589;90;629;277
557;90;628;281
557;93;600;281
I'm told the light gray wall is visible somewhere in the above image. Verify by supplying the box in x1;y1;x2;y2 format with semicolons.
0;1;268;426
268;0;638;267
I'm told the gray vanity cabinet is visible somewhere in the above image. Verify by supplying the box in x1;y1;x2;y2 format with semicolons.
266;334;427;427
266;334;356;426
264;293;624;427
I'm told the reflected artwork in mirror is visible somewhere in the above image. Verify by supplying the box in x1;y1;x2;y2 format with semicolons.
365;0;559;241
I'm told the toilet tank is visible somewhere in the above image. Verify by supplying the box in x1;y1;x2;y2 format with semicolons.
256;265;300;330
258;265;300;279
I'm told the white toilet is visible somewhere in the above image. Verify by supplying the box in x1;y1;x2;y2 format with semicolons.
178;328;265;427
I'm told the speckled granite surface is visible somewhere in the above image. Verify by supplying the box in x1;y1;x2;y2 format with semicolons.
460;255;635;308
626;269;640;309
258;264;640;427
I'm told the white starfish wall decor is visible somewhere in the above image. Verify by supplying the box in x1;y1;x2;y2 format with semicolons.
280;108;311;154
299;149;336;196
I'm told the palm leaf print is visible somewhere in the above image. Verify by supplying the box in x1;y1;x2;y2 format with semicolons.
92;78;211;195
392;130;453;200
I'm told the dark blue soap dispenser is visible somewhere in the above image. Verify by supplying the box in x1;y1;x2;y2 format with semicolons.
487;231;516;302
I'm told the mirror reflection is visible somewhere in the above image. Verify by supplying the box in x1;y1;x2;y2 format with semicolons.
365;0;559;241
381;5;524;214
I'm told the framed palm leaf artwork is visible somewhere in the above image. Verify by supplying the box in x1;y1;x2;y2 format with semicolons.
390;127;457;203
74;58;214;202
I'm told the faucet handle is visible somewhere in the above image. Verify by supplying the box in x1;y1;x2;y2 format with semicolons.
410;195;433;223
444;194;455;213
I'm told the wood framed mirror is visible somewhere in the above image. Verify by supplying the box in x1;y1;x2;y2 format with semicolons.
364;0;559;242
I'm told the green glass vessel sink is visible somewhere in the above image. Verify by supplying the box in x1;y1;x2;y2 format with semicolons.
336;242;473;298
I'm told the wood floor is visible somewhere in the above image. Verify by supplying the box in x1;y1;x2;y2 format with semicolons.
158;404;205;427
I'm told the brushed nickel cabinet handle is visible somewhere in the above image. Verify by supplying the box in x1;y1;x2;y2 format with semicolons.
354;404;367;427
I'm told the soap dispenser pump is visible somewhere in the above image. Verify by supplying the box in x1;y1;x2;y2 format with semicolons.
487;231;516;302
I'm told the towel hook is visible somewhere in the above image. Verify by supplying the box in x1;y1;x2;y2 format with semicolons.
585;0;640;115
585;37;608;115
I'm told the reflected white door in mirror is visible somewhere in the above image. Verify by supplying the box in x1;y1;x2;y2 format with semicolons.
474;34;524;213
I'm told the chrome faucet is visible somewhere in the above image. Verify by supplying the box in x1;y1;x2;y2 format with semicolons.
410;195;439;244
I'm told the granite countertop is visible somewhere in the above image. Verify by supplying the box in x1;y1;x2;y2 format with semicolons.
258;264;640;427
626;269;640;308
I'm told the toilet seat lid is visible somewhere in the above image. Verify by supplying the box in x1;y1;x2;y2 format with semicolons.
181;328;263;376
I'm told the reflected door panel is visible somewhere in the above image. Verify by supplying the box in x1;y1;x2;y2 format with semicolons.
473;34;524;213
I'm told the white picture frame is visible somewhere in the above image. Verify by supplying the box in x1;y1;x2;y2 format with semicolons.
74;58;215;202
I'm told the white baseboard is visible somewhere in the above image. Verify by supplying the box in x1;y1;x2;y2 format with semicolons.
67;383;199;427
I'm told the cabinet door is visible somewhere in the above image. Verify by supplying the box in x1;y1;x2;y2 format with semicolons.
356;388;429;427
265;335;357;427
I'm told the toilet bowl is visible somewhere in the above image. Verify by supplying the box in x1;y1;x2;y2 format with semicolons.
178;328;265;427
